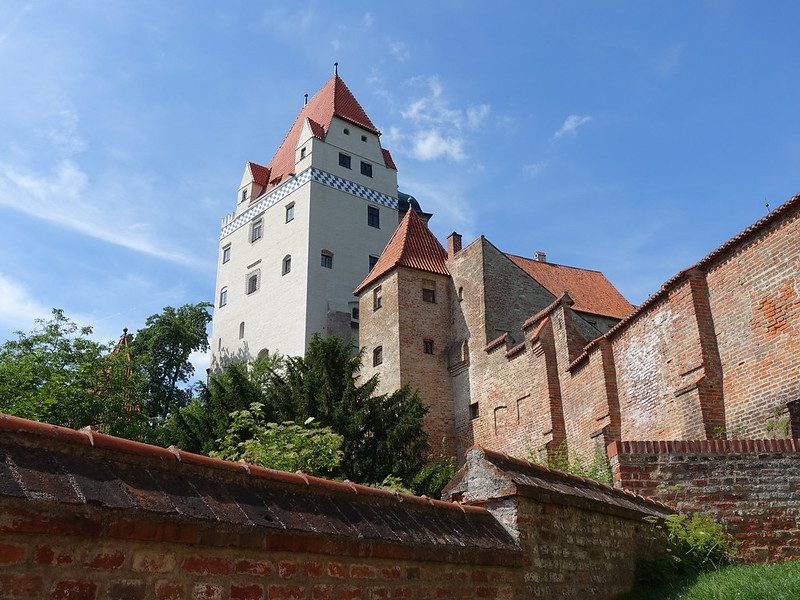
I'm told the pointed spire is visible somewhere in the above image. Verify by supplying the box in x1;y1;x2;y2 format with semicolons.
354;210;449;295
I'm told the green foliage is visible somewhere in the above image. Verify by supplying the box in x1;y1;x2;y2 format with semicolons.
0;309;148;438
129;303;211;424
410;439;456;499
210;403;343;477
529;442;613;486
617;555;800;600
636;513;736;587
168;335;438;493
765;406;790;438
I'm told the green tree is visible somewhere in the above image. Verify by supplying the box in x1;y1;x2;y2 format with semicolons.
0;309;148;438
210;403;343;476
129;302;211;424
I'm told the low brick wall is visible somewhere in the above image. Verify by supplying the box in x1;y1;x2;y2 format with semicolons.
443;447;672;599
609;439;800;562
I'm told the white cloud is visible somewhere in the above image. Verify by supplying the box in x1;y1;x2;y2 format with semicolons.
390;41;410;62
362;12;374;28
397;76;490;162
0;158;203;267
410;130;466;162
522;161;548;177
0;273;51;333
553;115;592;140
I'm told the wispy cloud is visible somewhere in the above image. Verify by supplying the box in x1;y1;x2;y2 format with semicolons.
0;273;51;333
390;41;410;62
553;114;592;140
397;76;490;162
522;161;548;177
362;12;374;28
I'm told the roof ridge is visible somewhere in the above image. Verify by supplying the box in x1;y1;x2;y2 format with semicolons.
503;252;603;274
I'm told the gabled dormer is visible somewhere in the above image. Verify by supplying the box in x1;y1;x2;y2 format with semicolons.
236;161;269;215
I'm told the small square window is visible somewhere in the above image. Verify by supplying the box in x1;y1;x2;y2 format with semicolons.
367;206;380;228
469;403;479;420
373;346;383;366
282;256;292;275
222;245;231;263
251;218;263;242
219;288;228;307
423;340;434;354
321;252;333;269
369;255;379;271
286;203;295;223
339;153;351;169
360;161;372;177
361;135;367;142
423;288;436;303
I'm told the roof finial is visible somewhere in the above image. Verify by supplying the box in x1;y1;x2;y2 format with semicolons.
304;93;308;106
123;328;128;335
334;62;339;76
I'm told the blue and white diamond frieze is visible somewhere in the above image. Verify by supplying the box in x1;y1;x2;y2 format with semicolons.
220;168;398;239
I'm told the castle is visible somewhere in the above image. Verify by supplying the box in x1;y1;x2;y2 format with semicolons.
212;73;800;467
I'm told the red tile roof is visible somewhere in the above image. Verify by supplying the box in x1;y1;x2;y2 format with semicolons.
263;76;384;193
354;210;449;295
382;148;397;171
247;161;270;187
505;254;634;320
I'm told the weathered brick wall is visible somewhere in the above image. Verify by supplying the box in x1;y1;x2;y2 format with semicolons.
444;447;671;600
0;499;522;599
704;204;800;437
609;439;800;562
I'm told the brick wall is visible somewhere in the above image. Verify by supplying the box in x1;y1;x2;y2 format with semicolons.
444;447;671;599
609;439;800;562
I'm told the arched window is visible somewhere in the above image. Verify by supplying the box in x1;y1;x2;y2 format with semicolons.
282;255;292;275
373;346;383;366
219;287;228;307
239;322;245;339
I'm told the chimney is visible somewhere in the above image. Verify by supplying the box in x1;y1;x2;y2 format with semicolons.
447;232;462;258
534;251;547;263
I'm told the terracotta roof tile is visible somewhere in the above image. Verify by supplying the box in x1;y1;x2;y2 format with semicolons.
354;210;449;295
505;254;634;320
262;76;387;193
247;161;270;187
382;148;397;171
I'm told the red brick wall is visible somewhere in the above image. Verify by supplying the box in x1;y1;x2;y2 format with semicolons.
0;499;522;600
704;206;800;437
609;439;800;562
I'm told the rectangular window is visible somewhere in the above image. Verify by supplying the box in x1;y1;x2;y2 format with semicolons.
339;153;351;169
422;280;436;303
351;307;360;321
300;147;307;159
360;161;372;177
469;403;479;420
251;218;263;242
285;203;295;223
369;255;379;271
222;245;231;263
282;256;292;275
321;252;333;269
423;340;434;354
367;206;380;228
219;289;228;307
240;189;248;203
373;286;382;311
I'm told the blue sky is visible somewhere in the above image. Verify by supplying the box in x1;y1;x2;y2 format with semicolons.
1;1;798;373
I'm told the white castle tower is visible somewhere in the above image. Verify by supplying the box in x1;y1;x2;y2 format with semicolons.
210;72;410;369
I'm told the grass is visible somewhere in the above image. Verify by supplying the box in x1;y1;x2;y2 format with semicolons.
617;559;800;599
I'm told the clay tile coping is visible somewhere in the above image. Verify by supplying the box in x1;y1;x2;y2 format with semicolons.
483;333;509;353
467;445;672;511
2;412;484;516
